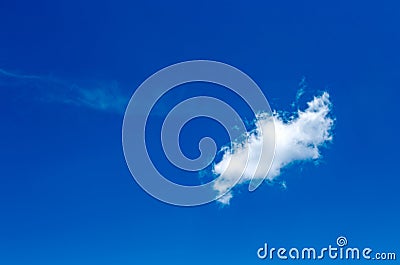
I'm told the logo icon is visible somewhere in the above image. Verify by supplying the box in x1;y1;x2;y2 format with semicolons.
122;60;275;206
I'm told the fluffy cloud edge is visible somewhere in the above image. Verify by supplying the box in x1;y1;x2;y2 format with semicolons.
212;91;334;205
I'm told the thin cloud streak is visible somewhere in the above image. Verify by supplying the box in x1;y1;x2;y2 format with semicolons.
0;68;128;114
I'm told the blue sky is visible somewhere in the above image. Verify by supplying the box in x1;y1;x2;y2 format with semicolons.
0;1;399;264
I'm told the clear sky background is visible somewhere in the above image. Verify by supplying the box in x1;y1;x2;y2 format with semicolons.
0;1;399;264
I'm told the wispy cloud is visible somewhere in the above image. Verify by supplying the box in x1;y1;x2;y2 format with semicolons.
212;92;334;205
291;76;307;108
0;68;128;113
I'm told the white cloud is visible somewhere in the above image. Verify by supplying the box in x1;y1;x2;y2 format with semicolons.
212;92;334;204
